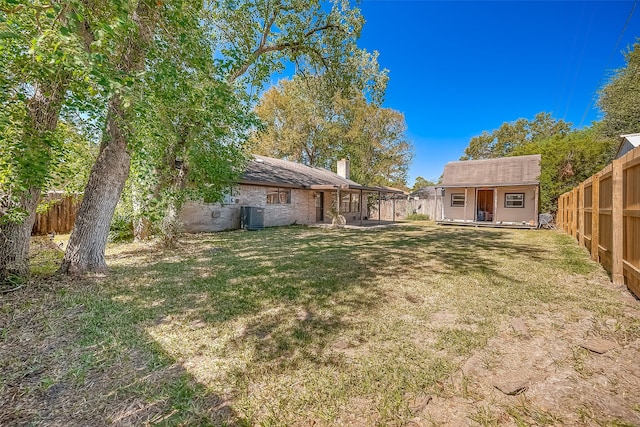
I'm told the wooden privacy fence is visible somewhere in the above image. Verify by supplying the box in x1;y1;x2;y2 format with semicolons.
32;193;81;235
557;146;640;298
371;197;438;222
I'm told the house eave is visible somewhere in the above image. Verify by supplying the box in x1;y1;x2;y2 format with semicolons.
238;180;305;189
436;182;539;188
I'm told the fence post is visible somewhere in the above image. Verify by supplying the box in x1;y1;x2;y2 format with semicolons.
560;194;565;231
559;194;565;231
578;183;585;247
571;187;578;240
612;158;624;285
591;173;600;262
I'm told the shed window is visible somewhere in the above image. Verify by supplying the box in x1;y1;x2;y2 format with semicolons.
451;193;465;207
505;193;524;208
266;188;291;204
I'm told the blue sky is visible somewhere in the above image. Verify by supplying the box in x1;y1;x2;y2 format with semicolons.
353;0;640;184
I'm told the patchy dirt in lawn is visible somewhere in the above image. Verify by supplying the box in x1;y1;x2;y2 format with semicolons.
421;276;640;426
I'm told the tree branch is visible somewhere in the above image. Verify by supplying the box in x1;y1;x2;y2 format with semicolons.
227;21;341;83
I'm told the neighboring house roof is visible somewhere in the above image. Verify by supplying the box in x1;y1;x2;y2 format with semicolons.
439;154;541;187
409;186;436;199
615;133;640;159
240;154;403;193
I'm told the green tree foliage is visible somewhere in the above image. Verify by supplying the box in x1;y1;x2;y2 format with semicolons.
461;113;571;160
54;0;389;272
0;0;98;279
214;0;388;103
252;76;413;188
460;112;617;213
411;176;437;192
122;0;388;243
127;47;255;242
598;40;640;138
44;122;97;194
510;129;616;213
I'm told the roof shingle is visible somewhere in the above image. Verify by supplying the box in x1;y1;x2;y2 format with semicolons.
440;155;541;187
240;155;363;189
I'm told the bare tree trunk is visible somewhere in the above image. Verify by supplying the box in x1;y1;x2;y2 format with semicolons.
0;80;66;283
0;188;41;282
59;96;131;274
132;183;152;241
59;0;156;274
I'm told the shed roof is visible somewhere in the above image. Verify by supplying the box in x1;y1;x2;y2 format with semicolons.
240;155;403;193
615;133;640;159
439;154;541;187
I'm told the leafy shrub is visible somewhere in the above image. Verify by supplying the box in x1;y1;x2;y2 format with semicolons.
406;213;430;221
109;212;134;242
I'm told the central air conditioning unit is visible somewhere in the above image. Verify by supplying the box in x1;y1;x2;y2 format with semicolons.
240;206;264;231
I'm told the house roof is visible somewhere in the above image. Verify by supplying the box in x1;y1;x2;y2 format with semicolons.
439;154;541;188
240;155;404;193
409;186;436;199
616;133;640;159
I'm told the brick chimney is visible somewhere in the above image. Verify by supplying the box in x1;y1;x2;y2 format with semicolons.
337;158;350;179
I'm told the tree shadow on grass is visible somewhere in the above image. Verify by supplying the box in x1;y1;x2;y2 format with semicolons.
0;278;245;426
26;224;567;424
105;223;555;333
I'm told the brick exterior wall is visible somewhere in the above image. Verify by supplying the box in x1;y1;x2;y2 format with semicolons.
179;185;367;232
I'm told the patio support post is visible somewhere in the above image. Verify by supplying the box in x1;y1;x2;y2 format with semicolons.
392;195;396;223
534;185;539;227
378;191;381;222
360;189;363;226
493;189;498;223
337;188;341;216
464;188;468;221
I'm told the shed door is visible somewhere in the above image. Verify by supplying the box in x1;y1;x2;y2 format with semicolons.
476;189;494;222
315;192;324;222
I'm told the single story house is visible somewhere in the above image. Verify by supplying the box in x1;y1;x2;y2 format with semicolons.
615;133;640;159
179;155;403;232
435;154;541;228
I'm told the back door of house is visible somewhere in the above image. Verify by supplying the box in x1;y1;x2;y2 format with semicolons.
316;192;324;221
476;189;494;221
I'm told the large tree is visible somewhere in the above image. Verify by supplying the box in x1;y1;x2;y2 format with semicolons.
0;0;94;283
598;40;640;138
58;0;161;274
60;0;387;274
252;75;412;187
460;113;617;213
461;112;571;160
126;48;255;244
511;128;616;213
411;177;437;192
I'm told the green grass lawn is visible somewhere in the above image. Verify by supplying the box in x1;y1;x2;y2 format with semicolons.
2;223;639;426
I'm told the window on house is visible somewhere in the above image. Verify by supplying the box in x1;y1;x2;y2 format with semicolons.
266;188;291;204
505;193;524;208
451;193;465;207
341;193;351;212
221;187;239;204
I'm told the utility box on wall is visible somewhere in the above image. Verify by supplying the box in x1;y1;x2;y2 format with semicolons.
240;206;265;231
